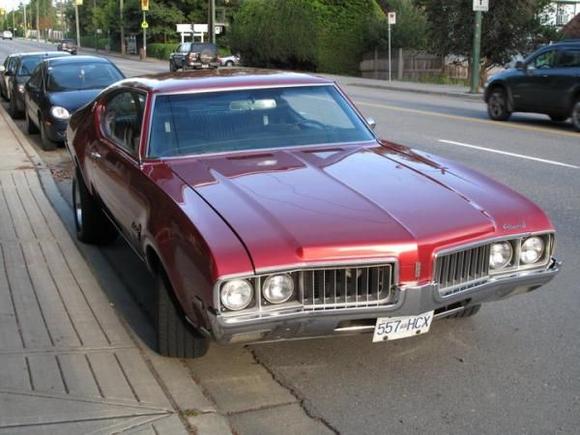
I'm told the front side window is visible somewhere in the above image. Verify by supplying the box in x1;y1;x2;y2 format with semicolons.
148;85;375;158
530;50;557;70
101;91;146;156
46;62;123;92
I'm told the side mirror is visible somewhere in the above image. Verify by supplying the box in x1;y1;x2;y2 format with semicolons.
367;117;376;130
515;61;526;71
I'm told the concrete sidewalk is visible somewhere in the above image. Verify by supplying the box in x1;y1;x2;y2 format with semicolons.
0;107;230;433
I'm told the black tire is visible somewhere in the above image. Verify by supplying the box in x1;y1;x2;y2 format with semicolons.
0;85;7;102
8;95;22;119
448;304;482;319
72;169;117;245
487;88;511;121
572;99;580;133
549;114;568;123
225;60;234;67
169;61;176;72
39;116;57;151
156;274;209;359
25;110;39;134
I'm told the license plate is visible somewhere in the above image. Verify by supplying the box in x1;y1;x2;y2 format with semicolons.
202;64;210;68
373;311;434;342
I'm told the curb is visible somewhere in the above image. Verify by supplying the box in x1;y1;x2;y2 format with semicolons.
345;82;483;101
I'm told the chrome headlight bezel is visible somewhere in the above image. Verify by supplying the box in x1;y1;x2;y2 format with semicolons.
50;106;71;120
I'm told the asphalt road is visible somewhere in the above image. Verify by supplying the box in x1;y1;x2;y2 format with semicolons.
1;39;579;435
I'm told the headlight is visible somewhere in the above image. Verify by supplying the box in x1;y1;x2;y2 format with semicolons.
220;280;253;311
262;274;294;304
489;242;513;270
17;84;25;93
50;106;71;120
520;236;545;265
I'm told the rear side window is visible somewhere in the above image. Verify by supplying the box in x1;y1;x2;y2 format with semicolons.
557;49;580;68
101;91;146;156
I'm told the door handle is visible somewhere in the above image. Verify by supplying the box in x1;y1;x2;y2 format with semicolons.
90;151;102;160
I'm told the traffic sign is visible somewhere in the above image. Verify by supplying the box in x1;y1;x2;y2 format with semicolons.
473;0;489;12
141;0;149;11
141;20;149;29
388;12;396;25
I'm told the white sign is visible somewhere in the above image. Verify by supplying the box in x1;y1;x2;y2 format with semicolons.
388;12;396;25
193;24;209;33
176;24;192;33
473;0;489;12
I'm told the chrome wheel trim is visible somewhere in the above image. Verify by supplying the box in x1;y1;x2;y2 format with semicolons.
73;180;83;231
489;93;505;118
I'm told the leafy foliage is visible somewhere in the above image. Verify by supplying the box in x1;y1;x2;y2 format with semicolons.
371;0;428;50
230;0;383;74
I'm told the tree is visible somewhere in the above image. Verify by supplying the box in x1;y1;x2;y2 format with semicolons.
371;0;428;50
417;0;559;70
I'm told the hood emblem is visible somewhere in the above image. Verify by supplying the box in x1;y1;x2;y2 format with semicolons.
502;221;527;231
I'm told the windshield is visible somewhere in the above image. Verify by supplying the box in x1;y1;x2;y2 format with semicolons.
46;63;123;92
148;85;375;158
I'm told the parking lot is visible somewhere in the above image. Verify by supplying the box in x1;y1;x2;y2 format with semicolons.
1;38;579;434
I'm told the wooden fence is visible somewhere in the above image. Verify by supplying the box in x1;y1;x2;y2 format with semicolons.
360;48;469;81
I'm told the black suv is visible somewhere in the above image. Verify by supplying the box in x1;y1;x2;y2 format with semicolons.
484;40;580;131
169;42;220;71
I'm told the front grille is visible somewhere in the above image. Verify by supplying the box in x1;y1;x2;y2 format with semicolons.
435;245;490;297
299;264;396;310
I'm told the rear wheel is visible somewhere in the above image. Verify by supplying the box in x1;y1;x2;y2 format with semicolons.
448;304;481;319
487;88;511;121
156;274;209;359
572;99;580;132
225;60;234;67
25;110;39;134
549;114;568;122
39;116;57;151
73;169;117;244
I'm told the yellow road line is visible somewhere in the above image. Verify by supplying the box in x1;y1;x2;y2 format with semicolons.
356;100;580;139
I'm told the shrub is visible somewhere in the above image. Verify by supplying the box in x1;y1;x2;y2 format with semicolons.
230;0;383;75
147;43;177;60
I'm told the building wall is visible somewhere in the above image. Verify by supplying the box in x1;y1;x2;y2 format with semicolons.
547;1;580;27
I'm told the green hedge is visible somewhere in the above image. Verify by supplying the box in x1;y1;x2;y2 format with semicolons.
80;36;112;51
230;0;383;75
147;43;176;60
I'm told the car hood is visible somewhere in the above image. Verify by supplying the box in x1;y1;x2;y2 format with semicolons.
49;89;102;113
167;142;552;282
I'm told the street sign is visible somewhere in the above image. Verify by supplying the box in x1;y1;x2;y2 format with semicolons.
176;24;193;33
473;0;489;12
388;12;396;25
141;0;149;11
141;20;149;29
193;24;209;33
75;0;83;5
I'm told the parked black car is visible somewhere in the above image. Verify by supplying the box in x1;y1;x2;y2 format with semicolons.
57;39;78;55
0;53;19;101
169;42;220;71
7;51;70;118
24;55;125;150
484;40;580;131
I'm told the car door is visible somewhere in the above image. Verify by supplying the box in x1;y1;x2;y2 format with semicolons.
510;49;559;112
24;65;44;124
90;89;148;249
553;48;580;114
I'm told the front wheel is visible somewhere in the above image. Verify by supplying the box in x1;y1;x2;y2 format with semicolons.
487;88;511;121
73;169;117;244
156;275;209;359
25;110;39;134
572;99;580;132
8;95;22;119
39;116;57;151
169;61;176;72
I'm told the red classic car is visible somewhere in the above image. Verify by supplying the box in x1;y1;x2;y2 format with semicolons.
66;69;560;359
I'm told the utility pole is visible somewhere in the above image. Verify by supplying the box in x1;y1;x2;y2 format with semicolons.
470;0;488;93
36;0;39;41
74;0;81;47
120;0;125;55
23;3;27;39
208;0;215;44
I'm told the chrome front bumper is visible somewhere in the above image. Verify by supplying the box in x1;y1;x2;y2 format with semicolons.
207;258;560;345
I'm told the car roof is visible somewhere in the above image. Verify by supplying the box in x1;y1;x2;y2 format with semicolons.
550;39;580;48
115;68;333;94
17;51;69;58
45;55;112;66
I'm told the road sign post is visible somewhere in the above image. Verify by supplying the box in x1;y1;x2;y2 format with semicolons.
470;0;488;94
388;12;396;83
141;0;149;60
